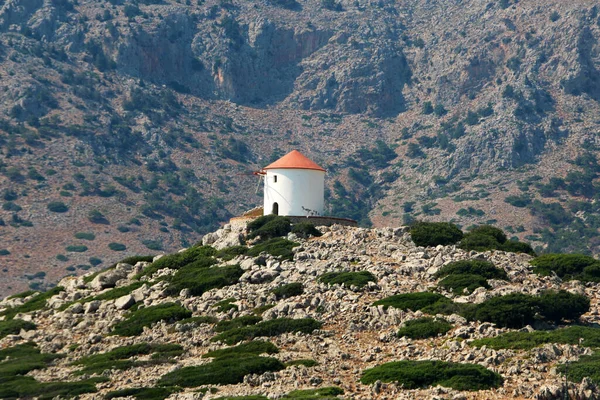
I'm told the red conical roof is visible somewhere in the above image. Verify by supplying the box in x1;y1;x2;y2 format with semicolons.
263;150;325;172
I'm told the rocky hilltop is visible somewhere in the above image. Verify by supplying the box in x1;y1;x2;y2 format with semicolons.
2;0;600;296
1;220;599;399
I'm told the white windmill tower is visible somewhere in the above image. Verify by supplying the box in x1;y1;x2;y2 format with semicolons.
256;150;325;217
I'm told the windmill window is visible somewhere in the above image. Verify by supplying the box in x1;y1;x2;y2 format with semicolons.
274;175;277;183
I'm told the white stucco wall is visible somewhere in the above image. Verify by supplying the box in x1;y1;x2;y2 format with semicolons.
263;168;325;216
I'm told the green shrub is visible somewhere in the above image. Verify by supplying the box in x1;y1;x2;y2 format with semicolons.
459;225;535;255
66;245;88;252
463;291;589;328
212;396;268;400
558;353;600;384
211;318;322;345
438;274;490;295
74;232;95;240
92;282;144;301
318;271;376;289
538;290;590;324
115;255;155;267
108;242;126;251
0;249;10;256
158;356;284;387
177;316;218;326
291;222;322;238
214;315;262;332
272;282;304;299
500;240;536;255
472;326;600;350
373;292;452;311
247;238;299;261
216;245;249;261
105;387;177;400
467;225;507;243
0;376;98;399
410;222;463;247
47;201;69;213
203;340;279;358
0;319;36;339
137;245;216;278
166;264;243;296
459;234;500;252
213;297;239;313
247;216;291;240
7;290;37;299
247;214;278;233
1;286;64;320
282;387;344;398
434;260;508;280
530;253;600;280
73;343;183;375
285;359;319;368
397;317;452;339
360;360;503;390
110;303;192;336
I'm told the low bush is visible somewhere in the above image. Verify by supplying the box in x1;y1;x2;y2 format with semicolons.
214;315;262;332
291;222;322;238
137;245;216;278
74;232;95;240
397;317;453;339
459;225;535;255
247;216;291;240
212;396;267;400
558;353;600;385
166;264;243;296
157;356;284;387
463;290;589;328
360;360;503;390
410;222;463;247
110;303;192;336
92;281;144;302
1;286;63;320
538;290;590;324
0;343;96;399
438;274;490;295
216;245;249;261
213;297;239;313
0;376;98;399
318;271;376;289
282;387;344;398
47;201;69;213
373;292;452;311
203;340;279;358
177;316;218;326
530;253;600;281
434;260;508;280
0;319;36;339
115;255;155;267
472;326;600;350
285;359;319;368
73;343;183;375
66;245;88;252
7;290;37;300
105;387;177;400
108;242;126;251
272;282;304;299
211;318;322;345
247;238;299;261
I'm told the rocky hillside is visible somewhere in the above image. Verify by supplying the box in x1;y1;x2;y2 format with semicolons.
2;0;600;296
1;220;600;399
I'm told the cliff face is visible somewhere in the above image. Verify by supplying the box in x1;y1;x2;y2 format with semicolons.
1;0;600;295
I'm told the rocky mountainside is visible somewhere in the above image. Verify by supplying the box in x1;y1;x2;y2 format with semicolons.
1;0;600;295
0;221;599;399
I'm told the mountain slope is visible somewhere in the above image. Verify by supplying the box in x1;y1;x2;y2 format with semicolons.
1;0;600;295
